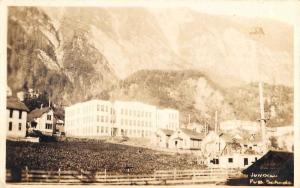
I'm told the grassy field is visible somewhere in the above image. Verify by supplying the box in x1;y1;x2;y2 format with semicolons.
6;139;205;174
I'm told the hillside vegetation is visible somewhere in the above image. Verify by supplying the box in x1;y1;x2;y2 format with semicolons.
6;140;203;174
107;70;293;128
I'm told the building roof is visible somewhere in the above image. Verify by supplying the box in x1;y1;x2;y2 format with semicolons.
243;150;294;174
180;128;205;140
6;97;29;111
27;107;51;121
160;129;174;136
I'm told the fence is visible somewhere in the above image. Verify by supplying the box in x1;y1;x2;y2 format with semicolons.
6;167;243;185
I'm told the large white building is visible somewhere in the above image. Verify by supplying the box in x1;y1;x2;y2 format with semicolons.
65;100;180;138
65;100;115;137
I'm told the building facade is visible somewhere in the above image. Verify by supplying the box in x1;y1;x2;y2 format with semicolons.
65;100;180;138
65;100;115;137
6;97;29;139
168;128;205;150
156;109;179;130
27;107;54;136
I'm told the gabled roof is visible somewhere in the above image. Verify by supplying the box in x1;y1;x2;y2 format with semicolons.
28;107;52;121
180;128;205;140
6;97;29;111
160;129;174;136
243;150;294;174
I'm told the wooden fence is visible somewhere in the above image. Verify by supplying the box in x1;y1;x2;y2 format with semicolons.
6;167;243;185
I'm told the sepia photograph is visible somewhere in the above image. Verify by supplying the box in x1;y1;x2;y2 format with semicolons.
1;0;299;187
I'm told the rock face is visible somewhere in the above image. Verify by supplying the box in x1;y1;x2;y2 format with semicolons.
7;7;293;126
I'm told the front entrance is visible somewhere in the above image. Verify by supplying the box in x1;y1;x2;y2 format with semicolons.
111;128;117;137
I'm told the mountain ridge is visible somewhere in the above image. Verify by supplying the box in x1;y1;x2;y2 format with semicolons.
7;7;293;126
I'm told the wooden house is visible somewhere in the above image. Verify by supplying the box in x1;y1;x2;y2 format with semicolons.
153;129;174;148
6;97;29;139
243;150;293;186
168;128;205;150
27;107;54;136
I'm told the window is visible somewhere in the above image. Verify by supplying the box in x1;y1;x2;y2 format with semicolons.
46;123;52;129
244;158;248;166
97;126;99;133
18;123;22;131
215;159;219;164
97;115;99;122
101;116;104;122
97;104;100;111
101;127;104;133
19;110;22;119
228;158;233;163
105;127;108;133
8;122;12;131
105;106;108;112
47;115;51;120
9;110;13;118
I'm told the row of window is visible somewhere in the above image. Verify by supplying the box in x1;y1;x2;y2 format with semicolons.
168;113;178;119
120;119;152;127
166;123;178;130
9;110;23;119
211;157;258;166
120;109;152;118
121;129;152;137
97;105;114;114
8;122;22;131
97;115;115;123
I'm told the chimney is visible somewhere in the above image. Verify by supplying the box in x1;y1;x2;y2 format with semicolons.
259;82;267;150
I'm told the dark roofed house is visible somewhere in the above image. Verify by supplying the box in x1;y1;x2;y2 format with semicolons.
27;107;54;136
6;97;29;139
243;150;293;186
169;128;205;150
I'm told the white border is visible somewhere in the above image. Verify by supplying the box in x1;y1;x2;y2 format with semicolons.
1;1;299;188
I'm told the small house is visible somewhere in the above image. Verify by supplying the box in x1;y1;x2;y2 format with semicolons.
207;132;262;169
27;107;54;136
168;128;205;150
243;150;293;186
6;97;29;139
153;129;174;148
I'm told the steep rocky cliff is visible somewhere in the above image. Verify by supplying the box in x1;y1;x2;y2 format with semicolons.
7;7;293;126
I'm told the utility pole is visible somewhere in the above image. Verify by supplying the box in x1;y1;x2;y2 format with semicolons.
259;82;267;152
214;111;218;133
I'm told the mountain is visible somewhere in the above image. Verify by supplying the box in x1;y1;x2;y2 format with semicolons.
7;7;293;126
8;7;118;103
107;70;293;127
